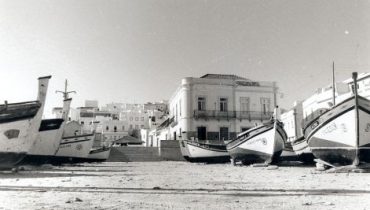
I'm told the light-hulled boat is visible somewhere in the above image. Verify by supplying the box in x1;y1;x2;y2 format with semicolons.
227;108;287;165
179;140;230;163
86;146;111;162
18;98;72;165
290;137;313;162
0;76;51;169
53;121;95;164
306;72;370;166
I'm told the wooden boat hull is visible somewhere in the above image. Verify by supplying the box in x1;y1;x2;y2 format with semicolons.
86;147;111;161
0;102;41;169
291;137;314;163
18;119;65;165
52;133;95;164
0;76;51;169
307;96;370;165
227;121;287;164
179;140;230;163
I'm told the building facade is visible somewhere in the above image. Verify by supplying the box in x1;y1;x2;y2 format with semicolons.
280;101;303;142
168;74;279;142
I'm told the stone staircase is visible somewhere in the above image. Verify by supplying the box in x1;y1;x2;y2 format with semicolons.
107;146;164;162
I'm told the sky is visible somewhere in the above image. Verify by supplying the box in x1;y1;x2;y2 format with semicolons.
0;0;369;117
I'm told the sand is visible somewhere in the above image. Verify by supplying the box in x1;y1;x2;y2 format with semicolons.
0;161;370;209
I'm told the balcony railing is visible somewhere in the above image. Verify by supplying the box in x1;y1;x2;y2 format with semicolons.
193;110;273;121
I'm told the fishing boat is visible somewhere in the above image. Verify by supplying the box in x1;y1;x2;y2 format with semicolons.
226;107;287;165
85;146;111;162
306;72;370;166
179;140;230;163
291;137;314;163
0;76;51;169
18;98;72;165
73;133;112;162
52;121;95;164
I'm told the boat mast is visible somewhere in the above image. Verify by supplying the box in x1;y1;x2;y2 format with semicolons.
332;62;336;106
56;79;76;100
353;72;360;166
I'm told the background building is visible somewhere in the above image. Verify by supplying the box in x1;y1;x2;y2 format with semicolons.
168;74;279;142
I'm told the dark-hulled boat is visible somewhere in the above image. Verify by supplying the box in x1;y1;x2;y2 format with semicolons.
305;72;370;166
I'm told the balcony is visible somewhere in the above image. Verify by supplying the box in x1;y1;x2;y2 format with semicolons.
193;110;273;121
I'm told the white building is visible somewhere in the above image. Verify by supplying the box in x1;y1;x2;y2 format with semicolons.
280;101;304;142
282;72;370;142
168;74;279;142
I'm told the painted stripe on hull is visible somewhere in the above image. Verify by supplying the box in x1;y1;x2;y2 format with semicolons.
18;154;56;166
183;156;230;163
310;148;357;165
0;152;26;170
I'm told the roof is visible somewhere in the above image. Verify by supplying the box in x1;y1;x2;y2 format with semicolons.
114;135;144;144
200;74;249;80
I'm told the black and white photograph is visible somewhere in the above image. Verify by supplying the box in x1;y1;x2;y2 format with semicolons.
0;0;369;209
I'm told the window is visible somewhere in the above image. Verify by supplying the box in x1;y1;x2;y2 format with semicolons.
81;121;84;125
197;97;206;111
114;126;117;132
130;124;133;130
179;100;182;116
106;126;109;131
176;104;178;121
220;98;228;112
141;117;144;121
260;98;271;114
135;117;139;121
220;127;229;140
240;97;250;112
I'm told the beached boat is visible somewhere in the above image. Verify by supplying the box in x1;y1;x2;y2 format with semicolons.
226;110;287;165
179;140;230;163
292;108;328;163
291;137;314;163
19;98;72;165
0;76;51;169
85;146;111;162
306;72;370;166
53;131;95;163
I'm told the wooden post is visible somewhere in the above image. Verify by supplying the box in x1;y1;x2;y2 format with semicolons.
353;72;360;166
332;62;336;106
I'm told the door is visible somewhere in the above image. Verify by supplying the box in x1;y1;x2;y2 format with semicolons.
220;127;229;140
197;127;207;140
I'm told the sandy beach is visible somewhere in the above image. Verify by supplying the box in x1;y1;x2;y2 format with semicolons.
1;161;370;210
